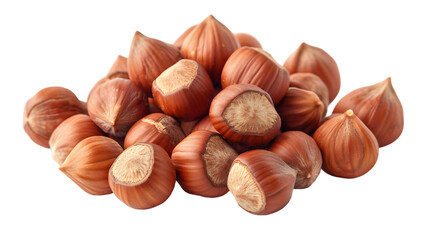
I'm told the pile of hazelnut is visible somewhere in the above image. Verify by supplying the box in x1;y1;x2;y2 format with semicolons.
23;15;404;215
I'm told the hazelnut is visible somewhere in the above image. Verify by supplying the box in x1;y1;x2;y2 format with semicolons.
276;87;325;134
148;97;163;114
180;119;200;136
234;33;262;48
173;25;196;49
289;72;330;112
23;87;87;148
106;55;128;78
49;114;104;165
227;149;296;215
192;115;218;133
152;59;215;121
108;143;176;209
181;15;240;85
221;47;290;104
333;77;404;147
124;113;185;155
127;31;182;96
191;116;252;154
313;110;379;178
59;136;123;195
87;78;149;137
268;131;322;189
210;84;281;146
87;55;130;99
171;130;238;197
284;42;341;102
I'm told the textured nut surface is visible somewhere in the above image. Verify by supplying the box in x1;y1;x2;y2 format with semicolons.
268;131;322;189
59;136;123;195
210;84;281;146
23;87;87;148
181;15;240;84
221;47;290;104
333;77;404;147
87;78;148;137
171;130;238;197
227;150;297;215
109;143;176;209
284;43;341;102
313;110;379;178
152;59;214;121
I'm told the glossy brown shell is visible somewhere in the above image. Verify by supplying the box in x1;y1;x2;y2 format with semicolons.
23;87;87;148
171;130;237;197
128;31;182;96
108;143;176;209
313;111;379;178
59;136;123;195
123;113;185;155
209;84;281;146
268;131;322;189
229;150;296;215
221;47;290;104
284;43;341;102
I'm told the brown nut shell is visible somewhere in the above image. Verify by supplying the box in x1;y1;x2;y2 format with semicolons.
234;33;262;48
108;143;176;209
221;47;290;104
88;55;130;99
333;77;404;147
173;25;196;49
152;59;214;121
289;72;330;112
148;97;163;114
171;130;238;197
192;115;218;133
210;84;281;146
284;42;341;102
180;119;200;136
313;110;379;178
128;31;182;96
124;113;185;155
59;136;123;195
49;114;104;165
276;87;325;134
268;131;322;189
106;55;128;78
227;149;296;215
87;78;149;137
181;15;240;85
23;87;87;148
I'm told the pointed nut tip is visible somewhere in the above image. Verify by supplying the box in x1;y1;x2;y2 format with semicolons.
345;109;354;117
385;77;392;84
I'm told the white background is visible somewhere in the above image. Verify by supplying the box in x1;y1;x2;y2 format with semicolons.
1;0;427;239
